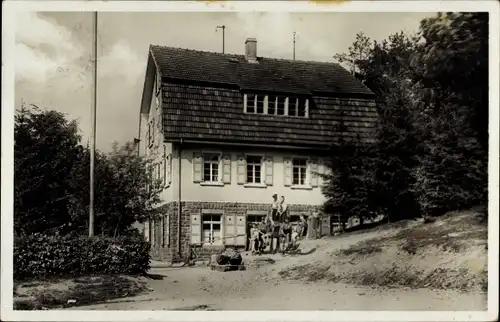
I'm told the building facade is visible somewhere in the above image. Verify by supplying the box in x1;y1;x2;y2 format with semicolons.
138;38;378;262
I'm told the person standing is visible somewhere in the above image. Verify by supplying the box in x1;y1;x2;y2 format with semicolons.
278;196;289;222
271;194;279;223
298;214;308;239
280;217;292;253
270;194;280;253
312;207;321;239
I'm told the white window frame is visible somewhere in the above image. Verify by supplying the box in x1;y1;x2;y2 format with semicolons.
292;157;308;187
246;155;264;184
267;95;277;115
201;213;223;246
202;152;222;184
244;94;309;118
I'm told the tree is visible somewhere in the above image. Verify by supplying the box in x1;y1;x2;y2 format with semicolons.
412;12;488;152
333;31;372;76
410;12;489;215
14;105;163;237
320;117;379;226
14;104;83;236
330;31;423;222
66;141;163;237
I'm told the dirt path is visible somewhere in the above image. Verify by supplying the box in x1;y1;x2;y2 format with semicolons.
68;266;486;311
68;226;486;311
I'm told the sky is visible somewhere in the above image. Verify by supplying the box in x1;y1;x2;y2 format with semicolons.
14;11;434;152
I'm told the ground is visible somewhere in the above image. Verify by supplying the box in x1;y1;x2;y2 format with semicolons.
14;209;488;311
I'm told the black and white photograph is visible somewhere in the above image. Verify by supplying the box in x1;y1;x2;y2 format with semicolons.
1;1;498;321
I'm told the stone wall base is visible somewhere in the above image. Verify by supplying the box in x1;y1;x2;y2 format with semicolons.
148;201;317;262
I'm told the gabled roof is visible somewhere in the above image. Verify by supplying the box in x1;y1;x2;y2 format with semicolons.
149;45;375;96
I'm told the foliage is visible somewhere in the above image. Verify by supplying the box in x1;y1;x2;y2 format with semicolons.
67;142;163;237
14;105;83;236
14;105;162;237
14;233;151;280
323;12;488;222
333;31;373;75
410;12;489;215
320;133;378;224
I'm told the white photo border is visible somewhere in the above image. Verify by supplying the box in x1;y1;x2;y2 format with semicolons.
1;1;499;321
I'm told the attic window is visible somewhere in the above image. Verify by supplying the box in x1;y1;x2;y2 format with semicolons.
244;93;309;118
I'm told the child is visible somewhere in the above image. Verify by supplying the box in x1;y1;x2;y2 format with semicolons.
298;214;308;239
280;218;293;254
249;224;261;254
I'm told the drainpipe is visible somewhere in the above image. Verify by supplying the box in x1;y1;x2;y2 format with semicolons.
177;138;183;257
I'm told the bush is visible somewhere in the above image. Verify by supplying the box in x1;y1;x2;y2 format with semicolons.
14;234;151;280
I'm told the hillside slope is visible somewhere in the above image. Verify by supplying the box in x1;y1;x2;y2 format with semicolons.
280;209;488;293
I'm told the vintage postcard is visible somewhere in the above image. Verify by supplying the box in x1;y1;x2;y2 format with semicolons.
1;0;498;321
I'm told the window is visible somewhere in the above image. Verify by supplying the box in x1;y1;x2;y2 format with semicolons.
298;98;307;117
277;96;286;115
243;94;308;118
256;95;265;114
267;95;276;115
203;153;220;182
289;98;298;117
246;155;263;184
247;215;265;225
246;94;255;113
202;214;222;245
292;158;307;186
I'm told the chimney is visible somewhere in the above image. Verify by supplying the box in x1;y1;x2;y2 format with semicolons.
245;38;257;62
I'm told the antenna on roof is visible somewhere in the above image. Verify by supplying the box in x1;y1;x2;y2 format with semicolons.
216;25;226;54
293;32;297;60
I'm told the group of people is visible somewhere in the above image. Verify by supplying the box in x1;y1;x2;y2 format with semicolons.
249;194;314;255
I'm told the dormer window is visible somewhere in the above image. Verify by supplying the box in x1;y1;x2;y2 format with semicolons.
256;95;265;114
244;93;309;118
277;96;286;115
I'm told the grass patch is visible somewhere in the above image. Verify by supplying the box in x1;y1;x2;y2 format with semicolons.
281;264;487;293
14;275;148;310
280;210;488;293
336;244;383;257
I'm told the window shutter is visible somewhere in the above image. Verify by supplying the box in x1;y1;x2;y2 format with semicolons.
160;216;164;247
147;123;151;146
193;152;203;183
318;159;325;184
190;213;201;245
165;215;170;247
152;118;155;144
310;158;319;187
224;214;236;245
283;158;292;186
163;158;167;186
167;154;172;185
222;154;231;184
265;156;274;186
157;163;162;185
144;220;150;242
151;219;156;248
237;155;247;185
235;214;246;246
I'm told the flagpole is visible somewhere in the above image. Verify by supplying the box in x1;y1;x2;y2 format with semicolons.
89;11;98;237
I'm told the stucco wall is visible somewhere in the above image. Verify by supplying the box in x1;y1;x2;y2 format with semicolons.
175;147;327;205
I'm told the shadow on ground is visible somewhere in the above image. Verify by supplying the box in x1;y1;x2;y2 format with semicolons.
14;275;148;310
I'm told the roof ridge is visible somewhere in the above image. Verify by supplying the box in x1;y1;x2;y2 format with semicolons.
150;44;242;58
149;44;341;66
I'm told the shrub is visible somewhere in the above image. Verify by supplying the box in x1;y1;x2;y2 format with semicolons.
14;233;151;280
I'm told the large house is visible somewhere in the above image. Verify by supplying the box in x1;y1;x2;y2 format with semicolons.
139;38;378;262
